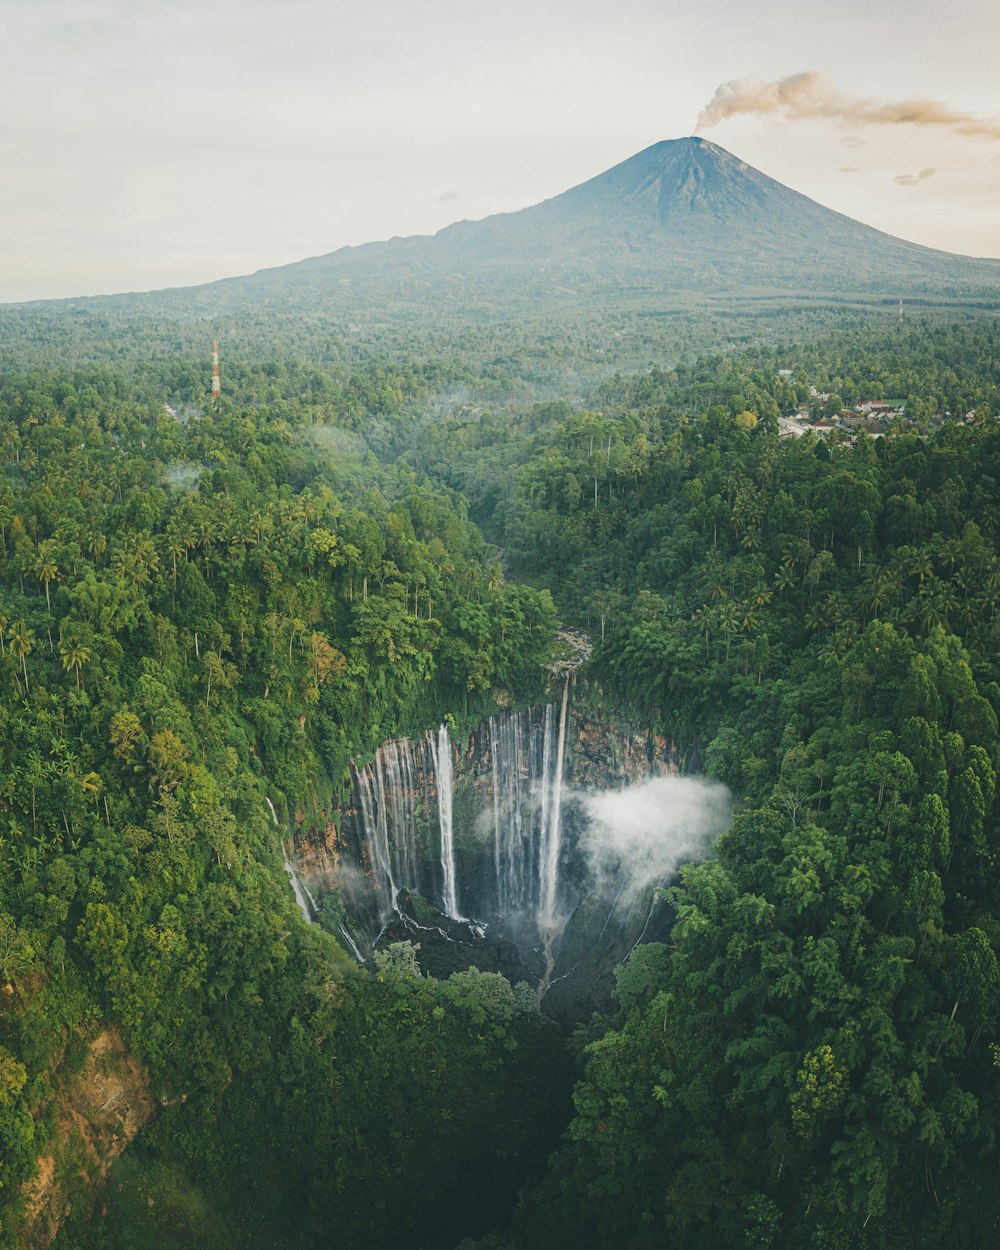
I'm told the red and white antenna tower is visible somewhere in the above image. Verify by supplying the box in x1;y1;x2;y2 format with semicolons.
211;340;221;400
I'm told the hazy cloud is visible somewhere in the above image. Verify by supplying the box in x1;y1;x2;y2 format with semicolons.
698;70;1000;141
437;189;459;202
842;135;868;149
839;165;860;173
894;167;937;186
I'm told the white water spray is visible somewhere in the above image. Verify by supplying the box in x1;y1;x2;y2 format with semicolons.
431;724;463;919
580;774;731;893
539;674;571;929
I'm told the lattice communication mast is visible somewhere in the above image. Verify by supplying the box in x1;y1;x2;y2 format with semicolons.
211;340;221;400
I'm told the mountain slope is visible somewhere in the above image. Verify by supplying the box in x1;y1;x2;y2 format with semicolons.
11;138;1000;322
166;137;1000;313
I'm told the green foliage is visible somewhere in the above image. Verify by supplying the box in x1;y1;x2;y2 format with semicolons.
0;361;559;1247
4;313;1000;1250
438;323;1000;1250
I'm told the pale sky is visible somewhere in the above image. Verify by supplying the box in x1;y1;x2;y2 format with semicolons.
2;0;1000;302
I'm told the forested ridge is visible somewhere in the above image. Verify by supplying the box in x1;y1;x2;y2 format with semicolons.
0;316;999;1249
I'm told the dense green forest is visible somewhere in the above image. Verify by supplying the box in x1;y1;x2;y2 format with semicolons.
0;299;914;403
1;314;999;1249
0;365;563;1249
436;321;1000;1249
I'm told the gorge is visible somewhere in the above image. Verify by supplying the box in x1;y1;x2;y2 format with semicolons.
281;684;733;1020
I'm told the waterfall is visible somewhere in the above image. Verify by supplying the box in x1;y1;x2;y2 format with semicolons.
267;796;315;924
355;758;398;911
385;738;419;890
430;724;463;919
538;703;554;910
338;924;366;964
490;708;538;916
539;675;571;928
346;694;573;930
486;698;573;922
353;733;453;915
284;860;315;923
491;712;517;915
279;663;734;1021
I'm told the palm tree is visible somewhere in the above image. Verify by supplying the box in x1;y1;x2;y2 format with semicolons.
773;560;796;595
952;568;974;601
936;538;963;574
861;568;903;621
918;583;959;633
163;529;189;588
112;534;159;589
8;620;33;693
691;605;712;660
249;508;272;544
34;543;60;610
751;585;773;610
718;601;740;660
59;638;91;692
804;606;829;635
909;551;934;585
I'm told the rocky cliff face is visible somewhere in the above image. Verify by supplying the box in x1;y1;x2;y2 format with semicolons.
282;700;717;1024
21;1026;155;1248
569;711;691;789
290;707;687;891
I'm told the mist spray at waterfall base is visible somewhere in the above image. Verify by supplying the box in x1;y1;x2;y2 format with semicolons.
533;775;731;1008
579;775;732;896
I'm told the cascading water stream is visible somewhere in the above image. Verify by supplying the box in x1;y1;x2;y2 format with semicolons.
285;862;315;923
539;674;571;931
338;925;366;963
538;703;554;913
351;700;575;925
267;796;314;924
430;725;463;919
356;760;397;911
490;709;529;916
347;690;578;943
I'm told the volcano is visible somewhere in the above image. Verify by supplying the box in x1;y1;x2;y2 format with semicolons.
11;138;1000;320
155;136;1000;314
